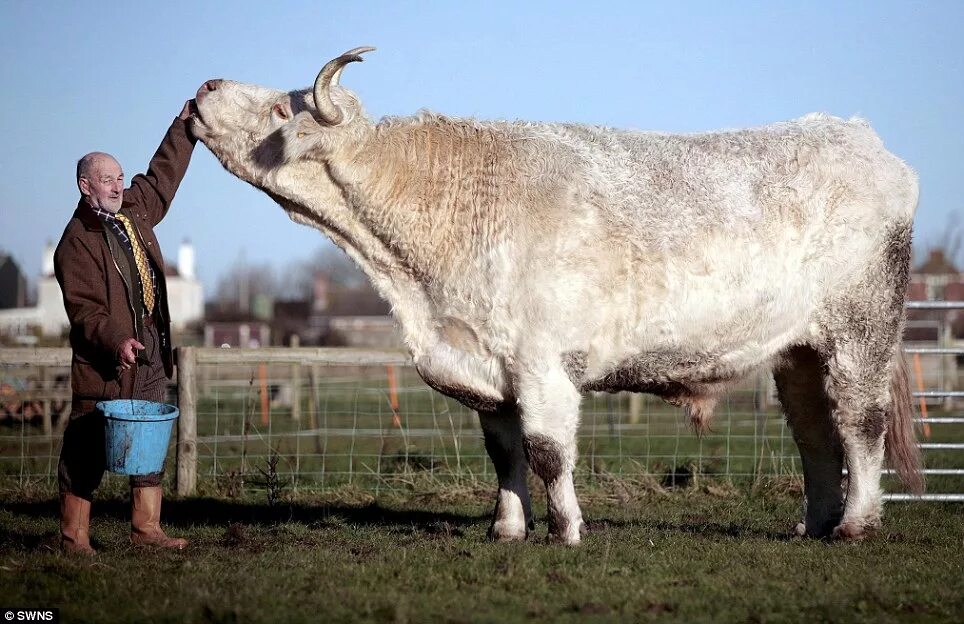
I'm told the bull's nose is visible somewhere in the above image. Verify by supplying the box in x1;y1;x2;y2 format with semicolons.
196;79;223;101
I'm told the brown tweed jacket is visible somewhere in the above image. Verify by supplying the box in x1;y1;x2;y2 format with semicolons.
54;118;196;409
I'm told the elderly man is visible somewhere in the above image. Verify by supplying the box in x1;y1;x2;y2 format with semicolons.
54;82;218;554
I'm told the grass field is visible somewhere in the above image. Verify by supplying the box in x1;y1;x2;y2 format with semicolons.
1;482;962;623
2;362;962;621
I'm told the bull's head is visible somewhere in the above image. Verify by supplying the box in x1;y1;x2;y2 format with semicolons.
193;46;377;187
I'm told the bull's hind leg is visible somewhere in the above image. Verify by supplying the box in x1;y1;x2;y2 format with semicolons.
517;367;584;545
479;407;533;541
822;225;912;540
774;346;843;538
824;343;894;540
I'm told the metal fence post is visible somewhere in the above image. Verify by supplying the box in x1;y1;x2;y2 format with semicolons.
176;346;198;496
943;321;957;411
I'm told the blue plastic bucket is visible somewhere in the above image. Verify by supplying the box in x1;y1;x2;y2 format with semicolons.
97;400;179;475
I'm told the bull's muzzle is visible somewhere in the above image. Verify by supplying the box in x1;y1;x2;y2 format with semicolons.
196;79;223;103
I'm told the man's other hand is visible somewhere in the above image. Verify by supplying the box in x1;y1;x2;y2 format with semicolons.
118;338;146;371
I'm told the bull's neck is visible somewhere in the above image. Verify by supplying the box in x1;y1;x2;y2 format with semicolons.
327;122;515;287
270;160;441;355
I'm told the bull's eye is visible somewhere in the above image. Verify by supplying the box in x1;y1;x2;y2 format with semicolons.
272;103;289;120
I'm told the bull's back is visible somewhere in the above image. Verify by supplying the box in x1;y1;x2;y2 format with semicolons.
543;115;916;378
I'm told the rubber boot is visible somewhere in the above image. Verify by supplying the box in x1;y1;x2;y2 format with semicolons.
60;492;96;555
130;486;187;549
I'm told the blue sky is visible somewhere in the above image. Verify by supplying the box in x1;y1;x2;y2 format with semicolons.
1;1;962;296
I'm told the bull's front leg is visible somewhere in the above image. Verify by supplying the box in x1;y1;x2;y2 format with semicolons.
479;407;533;541
517;367;585;545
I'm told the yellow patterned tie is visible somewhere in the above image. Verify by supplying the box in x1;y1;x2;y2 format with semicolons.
114;213;155;314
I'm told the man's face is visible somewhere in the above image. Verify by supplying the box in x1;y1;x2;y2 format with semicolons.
79;156;124;212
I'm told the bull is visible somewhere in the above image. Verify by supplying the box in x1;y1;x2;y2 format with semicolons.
192;47;923;544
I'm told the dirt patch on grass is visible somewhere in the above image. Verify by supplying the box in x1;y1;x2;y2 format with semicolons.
220;523;266;553
569;601;612;615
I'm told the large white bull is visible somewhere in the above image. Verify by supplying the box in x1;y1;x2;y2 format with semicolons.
193;47;922;544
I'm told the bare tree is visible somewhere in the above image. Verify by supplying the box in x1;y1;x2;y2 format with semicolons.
914;212;963;269
214;253;279;311
215;244;390;316
282;243;369;299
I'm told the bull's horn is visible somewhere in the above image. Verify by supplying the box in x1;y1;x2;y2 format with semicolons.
313;46;376;126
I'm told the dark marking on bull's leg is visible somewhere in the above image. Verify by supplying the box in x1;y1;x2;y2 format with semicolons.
774;345;843;538
857;408;887;447
833;407;888;539
518;373;585;545
480;410;532;541
523;434;577;541
523;434;564;484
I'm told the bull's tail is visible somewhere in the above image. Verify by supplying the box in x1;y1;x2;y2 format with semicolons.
886;352;925;494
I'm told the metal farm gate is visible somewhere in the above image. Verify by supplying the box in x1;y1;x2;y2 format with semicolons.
888;301;963;501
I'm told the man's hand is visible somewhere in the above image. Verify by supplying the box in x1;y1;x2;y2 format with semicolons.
179;99;199;139
117;338;146;371
179;98;198;121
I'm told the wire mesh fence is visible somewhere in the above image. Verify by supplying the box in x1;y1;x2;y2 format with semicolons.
188;360;793;493
1;340;962;499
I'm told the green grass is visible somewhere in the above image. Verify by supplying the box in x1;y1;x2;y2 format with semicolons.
1;484;962;623
2;364;962;621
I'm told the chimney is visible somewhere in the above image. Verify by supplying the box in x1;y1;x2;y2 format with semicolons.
178;239;195;279
41;240;55;277
313;272;329;313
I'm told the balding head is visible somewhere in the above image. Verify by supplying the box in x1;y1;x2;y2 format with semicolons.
77;152;124;213
77;152;117;181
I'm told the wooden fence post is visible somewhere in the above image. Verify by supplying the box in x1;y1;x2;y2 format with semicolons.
177;346;198;496
628;392;641;425
291;363;302;423
39;366;52;435
387;365;400;427
309;364;324;455
258;363;270;425
290;335;301;422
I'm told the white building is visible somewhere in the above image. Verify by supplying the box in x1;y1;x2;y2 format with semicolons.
0;239;204;339
165;240;204;330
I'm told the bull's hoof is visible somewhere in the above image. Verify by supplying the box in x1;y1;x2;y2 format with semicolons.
545;533;582;546
832;522;870;541
488;531;527;543
794;515;841;539
487;521;528;543
545;521;585;546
